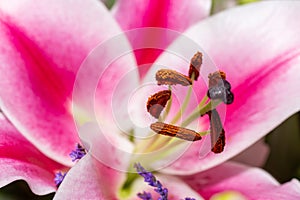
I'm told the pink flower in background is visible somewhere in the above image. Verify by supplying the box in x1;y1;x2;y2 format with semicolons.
0;0;300;199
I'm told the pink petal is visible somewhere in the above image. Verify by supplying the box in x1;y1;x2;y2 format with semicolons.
72;36;139;137
112;0;211;77
156;1;300;174
54;154;126;200
76;122;134;172
253;179;300;200
55;154;204;199
181;161;300;200
112;0;211;31
0;113;65;195
71;34;139;172
0;0;129;165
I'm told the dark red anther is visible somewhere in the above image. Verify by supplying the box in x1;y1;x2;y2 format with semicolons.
208;109;225;153
188;51;203;81
147;90;171;118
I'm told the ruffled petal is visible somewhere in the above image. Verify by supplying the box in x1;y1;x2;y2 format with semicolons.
0;0;129;165
181;161;300;200
0;113;65;195
153;1;300;174
112;0;211;77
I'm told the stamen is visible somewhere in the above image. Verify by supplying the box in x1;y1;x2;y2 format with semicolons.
69;143;86;162
208;109;225;153
134;163;168;200
170;84;193;124
54;171;67;188
150;122;202;141
140;52;234;163
156;69;192;86
147;90;171;119
181;99;222;127
188;51;203;81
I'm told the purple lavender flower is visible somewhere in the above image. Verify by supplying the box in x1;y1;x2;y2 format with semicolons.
138;191;153;200
134;163;168;200
54;172;66;187
69;143;86;162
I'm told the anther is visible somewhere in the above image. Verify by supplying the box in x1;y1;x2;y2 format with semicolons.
188;51;203;81
156;69;192;86
147;90;171;118
208;109;225;153
150;122;202;141
208;70;226;88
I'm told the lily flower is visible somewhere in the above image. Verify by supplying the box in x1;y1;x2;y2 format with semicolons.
0;0;300;199
0;0;210;195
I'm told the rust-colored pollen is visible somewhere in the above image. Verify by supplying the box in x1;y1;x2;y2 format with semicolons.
156;69;192;86
208;109;225;153
147;90;171;118
188;51;203;81
208;70;227;88
150;122;202;141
